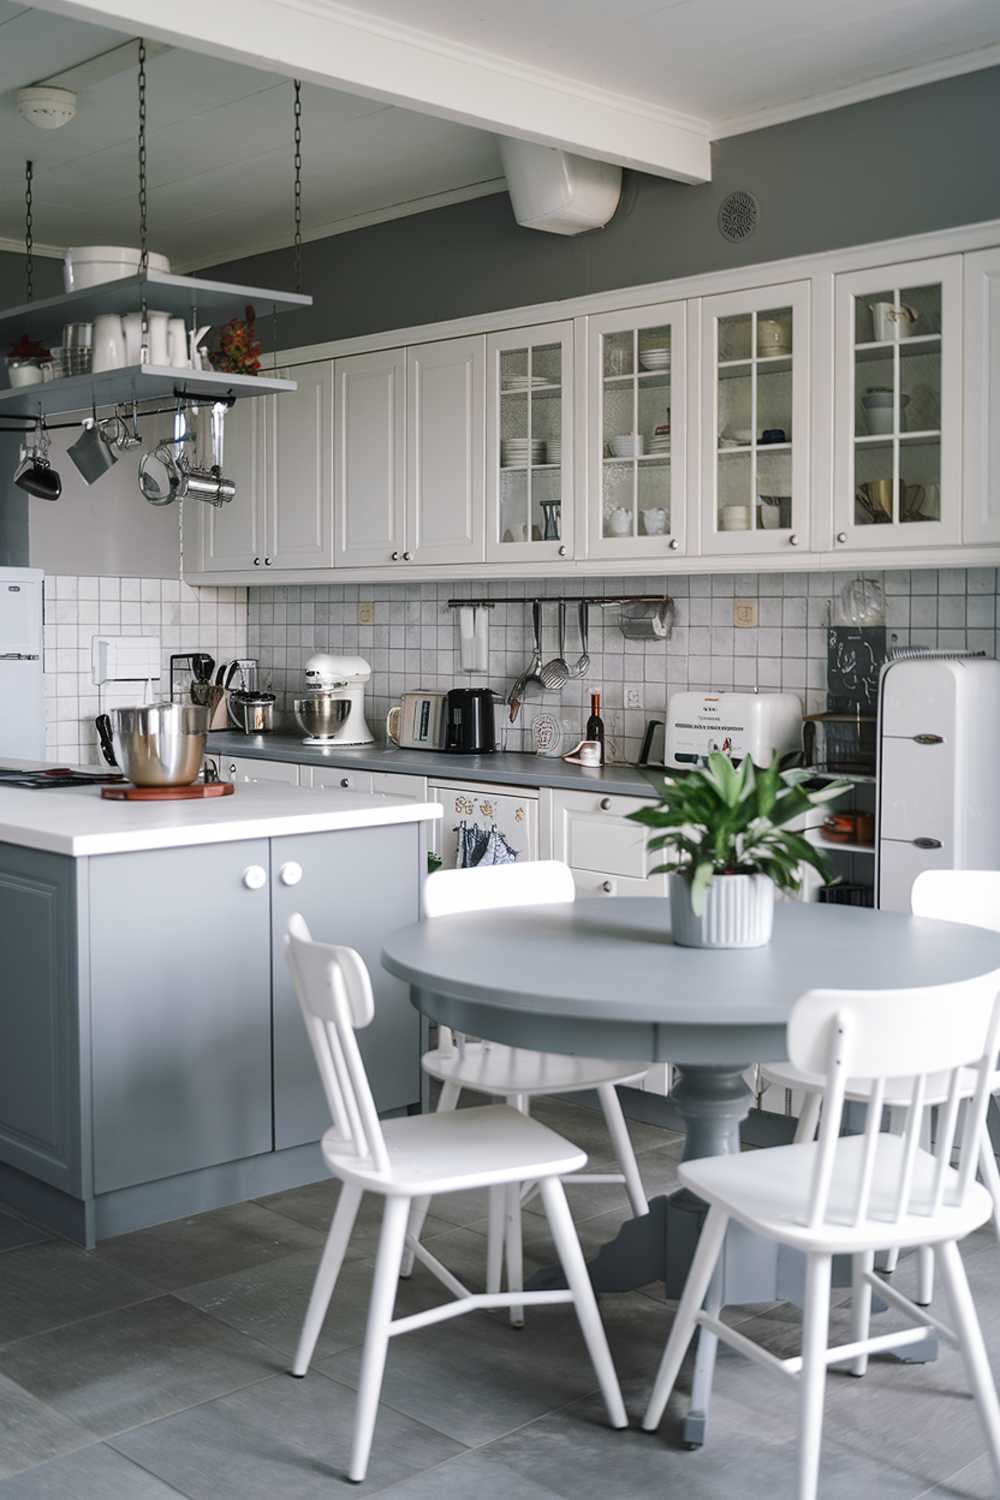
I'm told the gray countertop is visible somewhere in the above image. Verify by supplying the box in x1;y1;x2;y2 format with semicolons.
206;731;666;798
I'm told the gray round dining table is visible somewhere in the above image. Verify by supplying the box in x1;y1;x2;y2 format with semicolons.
382;897;1000;1444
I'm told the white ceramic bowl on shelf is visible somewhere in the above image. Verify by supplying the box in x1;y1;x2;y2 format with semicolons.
63;246;171;292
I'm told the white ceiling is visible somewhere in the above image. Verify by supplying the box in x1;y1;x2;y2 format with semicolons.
0;3;503;269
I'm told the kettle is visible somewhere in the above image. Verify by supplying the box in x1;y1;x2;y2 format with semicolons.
227;690;276;735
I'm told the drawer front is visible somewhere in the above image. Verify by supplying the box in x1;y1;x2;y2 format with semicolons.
308;765;374;793
570;866;668;899
879;738;953;845
223;756;300;786
372;771;428;798
556;790;661;878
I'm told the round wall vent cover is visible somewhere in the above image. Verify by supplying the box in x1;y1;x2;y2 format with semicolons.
718;189;759;243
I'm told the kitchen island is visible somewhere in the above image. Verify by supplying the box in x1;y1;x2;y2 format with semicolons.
0;773;440;1246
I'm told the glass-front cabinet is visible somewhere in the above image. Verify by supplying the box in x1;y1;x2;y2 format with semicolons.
834;256;962;551
585;301;687;559
700;281;810;556
486;321;573;562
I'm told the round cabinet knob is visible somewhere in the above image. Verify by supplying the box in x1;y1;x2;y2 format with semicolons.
669;538;679;551
599;797;612;811
264;556;273;566
788;533;799;546
601;880;614;894
558;545;567;557
402;550;412;561
391;551;400;561
279;861;304;887
253;557;261;566
836;532;847;544
340;777;351;788
228;763;238;777
242;865;267;890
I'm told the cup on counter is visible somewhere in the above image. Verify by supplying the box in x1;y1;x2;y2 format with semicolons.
578;740;602;766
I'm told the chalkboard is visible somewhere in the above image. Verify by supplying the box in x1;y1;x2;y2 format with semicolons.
827;626;887;712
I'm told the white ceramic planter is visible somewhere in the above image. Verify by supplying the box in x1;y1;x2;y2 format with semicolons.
669;871;774;949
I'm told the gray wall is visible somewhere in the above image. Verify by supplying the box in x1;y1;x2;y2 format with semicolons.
203;67;1000;348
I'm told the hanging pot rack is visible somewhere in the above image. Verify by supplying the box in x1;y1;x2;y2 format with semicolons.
0;391;235;435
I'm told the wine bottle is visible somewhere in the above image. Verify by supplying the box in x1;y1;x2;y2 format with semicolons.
586;691;605;765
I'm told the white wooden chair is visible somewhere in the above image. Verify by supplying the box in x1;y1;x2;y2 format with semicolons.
284;913;627;1484
759;870;1000;1306
403;860;650;1322
642;972;1000;1500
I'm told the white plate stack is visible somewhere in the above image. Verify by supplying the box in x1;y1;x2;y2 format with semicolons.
638;347;671;373
502;374;551;392
501;437;546;468
547;439;561;465
648;430;671;456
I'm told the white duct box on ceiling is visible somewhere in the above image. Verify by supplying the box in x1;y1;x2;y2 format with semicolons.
500;138;622;236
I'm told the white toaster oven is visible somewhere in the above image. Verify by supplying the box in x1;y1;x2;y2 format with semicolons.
664;691;802;770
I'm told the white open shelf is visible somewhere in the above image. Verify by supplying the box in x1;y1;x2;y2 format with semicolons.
0;364;296;419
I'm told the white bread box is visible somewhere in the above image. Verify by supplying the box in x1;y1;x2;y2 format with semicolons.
665;690;802;770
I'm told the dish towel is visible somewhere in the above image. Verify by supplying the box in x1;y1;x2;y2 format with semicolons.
458;606;489;672
454;820;519;867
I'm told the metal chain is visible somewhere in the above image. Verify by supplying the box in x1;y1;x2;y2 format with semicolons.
293;79;303;295
24;160;33;303
137;39;149;362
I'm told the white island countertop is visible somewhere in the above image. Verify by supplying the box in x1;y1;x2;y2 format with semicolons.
0;773;442;858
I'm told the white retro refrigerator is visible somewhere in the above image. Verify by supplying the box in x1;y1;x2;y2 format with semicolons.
0;567;44;760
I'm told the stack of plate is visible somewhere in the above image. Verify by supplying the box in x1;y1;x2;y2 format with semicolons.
501;438;546;467
502;373;551;393
639;347;671;372
547;439;561;465
648;432;671;455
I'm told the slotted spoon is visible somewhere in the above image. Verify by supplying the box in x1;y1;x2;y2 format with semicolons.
540;601;570;690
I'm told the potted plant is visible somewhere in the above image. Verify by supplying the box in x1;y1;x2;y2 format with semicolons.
6;334;52;388
212;304;262;376
629;753;851;948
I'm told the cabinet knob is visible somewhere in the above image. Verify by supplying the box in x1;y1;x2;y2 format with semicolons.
253;557;261;566
558;545;567;557
228;763;238;777
279;860;304;887
264;556;272;566
403;550;412;561
391;551;400;561
601;880;614;894
340;776;351;788
669;538;679;551
836;532;847;544
600;797;612;811
242;865;267;890
788;533;799;546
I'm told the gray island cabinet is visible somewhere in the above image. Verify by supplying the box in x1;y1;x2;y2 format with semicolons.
0;777;440;1245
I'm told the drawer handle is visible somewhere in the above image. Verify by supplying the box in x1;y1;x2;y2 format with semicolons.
599;797;612;811
912;734;944;745
912;837;942;850
340;777;350;788
242;865;267;890
601;880;614;894
279;861;303;887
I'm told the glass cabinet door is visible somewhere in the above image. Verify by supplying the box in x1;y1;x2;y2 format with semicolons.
486;321;573;562
834;256;961;551
701;281;810;556
586;301;686;558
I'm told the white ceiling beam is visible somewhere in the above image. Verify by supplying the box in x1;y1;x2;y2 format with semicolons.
32;0;713;183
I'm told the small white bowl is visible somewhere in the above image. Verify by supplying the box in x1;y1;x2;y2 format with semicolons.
610;434;644;458
63;245;171;293
720;505;751;531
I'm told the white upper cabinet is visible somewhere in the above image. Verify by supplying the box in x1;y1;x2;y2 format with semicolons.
406;335;485;565
334;347;406;568
833;255;962;552
265;361;334;569
188;394;265;574
486;321;573;562
700;281;810;557
585;303;686;559
963;248;1000;545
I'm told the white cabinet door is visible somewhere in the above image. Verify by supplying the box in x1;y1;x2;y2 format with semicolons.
406;336;485;565
552;789;668;881
963;247;1000;544
833;255;962;552
265;362;334;569
221;755;301;785
700;280;810;557
585;303;686;560
334;347;406;568
190;396;266;573
486;321;574;563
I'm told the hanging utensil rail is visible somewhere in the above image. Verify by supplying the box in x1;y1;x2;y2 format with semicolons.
0;392;234;435
446;594;673;609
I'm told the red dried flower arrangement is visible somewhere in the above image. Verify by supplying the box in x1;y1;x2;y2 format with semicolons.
213;304;261;376
7;333;51;362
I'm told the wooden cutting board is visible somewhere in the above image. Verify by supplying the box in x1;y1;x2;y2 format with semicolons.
100;782;235;801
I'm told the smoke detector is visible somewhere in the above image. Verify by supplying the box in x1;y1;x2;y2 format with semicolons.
17;86;78;130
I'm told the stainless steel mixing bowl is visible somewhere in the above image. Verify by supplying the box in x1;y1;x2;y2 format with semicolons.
293;692;351;742
95;702;210;786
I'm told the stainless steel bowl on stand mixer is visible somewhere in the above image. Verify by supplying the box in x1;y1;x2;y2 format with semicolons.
293;654;375;746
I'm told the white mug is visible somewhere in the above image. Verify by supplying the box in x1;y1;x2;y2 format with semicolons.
91;313;125;373
168;317;190;369
146;310;170;366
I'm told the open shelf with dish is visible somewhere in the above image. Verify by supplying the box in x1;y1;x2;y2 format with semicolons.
0;363;297;419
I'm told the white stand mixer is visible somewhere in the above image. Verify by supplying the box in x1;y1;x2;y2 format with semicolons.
293;654;375;746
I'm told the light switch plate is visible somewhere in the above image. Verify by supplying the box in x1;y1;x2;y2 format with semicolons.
734;599;757;628
358;602;374;626
625;686;642;708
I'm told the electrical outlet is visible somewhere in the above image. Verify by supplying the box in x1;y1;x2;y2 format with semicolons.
625;686;642;709
733;598;757;628
358;601;374;626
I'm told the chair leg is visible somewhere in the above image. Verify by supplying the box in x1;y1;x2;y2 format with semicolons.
487;1185;505;1295
848;1251;874;1376
685;1263;723;1446
291;1181;362;1378
642;1205;729;1433
539;1176;628;1430
977;1135;1000;1246
798;1253;832;1500
505;1181;524;1328
936;1238;1000;1491
400;1079;462;1278
879;1108;907;1275
348;1195;410;1485
916;1245;935;1307
794;1091;822;1144
597;1082;648;1218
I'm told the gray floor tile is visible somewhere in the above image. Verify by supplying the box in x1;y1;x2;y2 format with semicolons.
919;1453;997;1498
0;1373;93;1480
0;1444;186;1498
374;1447;562;1499
528;1095;683;1163
93;1202;325;1293
255;1178;453;1254
0;1242;157;1346
1;1295;281;1439
0;1211;49;1256
111;1369;464;1497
